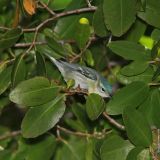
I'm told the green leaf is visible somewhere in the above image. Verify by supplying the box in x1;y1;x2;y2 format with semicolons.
12;134;56;160
100;135;134;160
103;0;136;36
117;66;153;85
137;149;151;160
36;45;63;59
151;40;160;59
138;90;154;125
0;66;11;95
93;4;108;37
55;136;87;160
152;64;160;81
83;49;94;67
108;41;148;60
125;19;146;42
106;81;149;115
72;103;91;130
123;107;152;147
138;0;160;28
151;29;160;41
0;28;22;52
54;0;86;39
120;61;148;76
86;93;105;120
11;54;26;87
45;36;67;56
9;77;60;106
126;147;144;160
74;20;90;49
51;0;72;10
21;95;65;138
36;52;46;77
0;97;10;114
151;89;160;128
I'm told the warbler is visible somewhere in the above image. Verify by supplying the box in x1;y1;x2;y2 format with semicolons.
45;54;112;98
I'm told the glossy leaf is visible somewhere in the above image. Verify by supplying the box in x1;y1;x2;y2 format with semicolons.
0;28;22;52
151;29;160;41
106;81;149;115
93;4;108;37
123;107;152;147
0;97;10;114
36;52;46;77
120;61;148;76
50;0;72;11
137;149;151;160
152;64;160;81
0;66;11;95
117;67;153;85
9;77;60;106
21;95;65;138
74;21;90;49
45;36;67;56
138;0;160;28
11;54;26;87
100;135;134;160
126;147;144;160
138;90;154;125
54;0;85;39
36;45;63;59
126;19;146;42
103;0;136;36
108;41;148;60
12;134;56;160
86;93;105;120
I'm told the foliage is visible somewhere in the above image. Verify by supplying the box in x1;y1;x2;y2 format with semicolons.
0;0;160;159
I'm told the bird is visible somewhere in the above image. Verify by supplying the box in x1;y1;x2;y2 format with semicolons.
45;54;112;98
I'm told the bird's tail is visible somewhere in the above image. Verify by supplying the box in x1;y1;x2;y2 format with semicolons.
44;53;57;64
44;53;65;73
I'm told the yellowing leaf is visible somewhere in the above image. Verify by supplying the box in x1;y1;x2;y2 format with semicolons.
23;0;36;15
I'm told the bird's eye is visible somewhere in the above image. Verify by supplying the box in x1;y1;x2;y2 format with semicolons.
101;88;105;92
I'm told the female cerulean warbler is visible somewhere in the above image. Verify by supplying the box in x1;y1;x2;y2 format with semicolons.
46;54;112;98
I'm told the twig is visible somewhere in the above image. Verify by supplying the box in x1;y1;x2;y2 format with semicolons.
14;41;47;47
86;0;93;8
25;7;96;32
57;125;111;139
70;36;93;63
24;6;97;54
0;130;21;141
39;1;56;16
148;83;160;86
103;112;125;131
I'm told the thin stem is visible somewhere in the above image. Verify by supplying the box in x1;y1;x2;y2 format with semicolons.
57;125;111;139
0;130;21;141
70;36;93;63
103;112;125;131
14;41;47;47
39;1;56;16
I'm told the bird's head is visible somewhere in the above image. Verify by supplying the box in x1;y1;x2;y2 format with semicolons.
96;76;112;98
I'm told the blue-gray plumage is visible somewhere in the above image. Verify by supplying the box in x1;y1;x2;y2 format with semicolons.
46;54;112;98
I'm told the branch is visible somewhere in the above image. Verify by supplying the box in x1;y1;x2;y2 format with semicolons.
24;6;97;53
103;112;125;131
0;130;21;141
57;125;111;139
